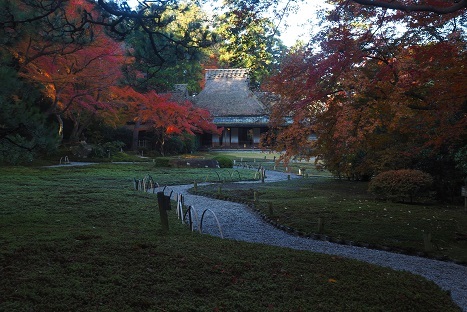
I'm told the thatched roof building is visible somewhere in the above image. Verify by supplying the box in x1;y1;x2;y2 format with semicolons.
194;69;270;148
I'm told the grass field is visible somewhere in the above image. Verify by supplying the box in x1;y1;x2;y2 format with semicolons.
0;163;461;311
193;176;467;264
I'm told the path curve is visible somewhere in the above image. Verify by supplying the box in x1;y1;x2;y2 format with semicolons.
156;170;467;311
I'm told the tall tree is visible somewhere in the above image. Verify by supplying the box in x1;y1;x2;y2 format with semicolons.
2;0;128;142
123;1;212;93
214;0;286;87
350;0;466;14
110;86;219;154
0;55;58;163
264;0;466;195
16;16;126;141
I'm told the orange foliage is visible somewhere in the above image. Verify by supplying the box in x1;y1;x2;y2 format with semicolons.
13;0;127;140
110;85;219;138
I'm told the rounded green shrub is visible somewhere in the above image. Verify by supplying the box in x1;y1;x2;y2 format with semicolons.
368;169;433;203
212;156;234;168
154;157;171;167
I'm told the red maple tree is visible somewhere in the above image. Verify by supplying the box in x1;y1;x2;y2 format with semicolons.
264;3;466;190
12;0;127;142
110;86;220;154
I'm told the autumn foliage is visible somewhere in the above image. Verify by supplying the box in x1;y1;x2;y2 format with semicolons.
263;2;466;197
1;0;219;156
110;86;219;154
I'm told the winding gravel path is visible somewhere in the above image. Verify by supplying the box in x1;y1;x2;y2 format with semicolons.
155;170;467;311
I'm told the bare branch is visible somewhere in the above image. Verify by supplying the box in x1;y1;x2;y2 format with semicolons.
351;0;467;14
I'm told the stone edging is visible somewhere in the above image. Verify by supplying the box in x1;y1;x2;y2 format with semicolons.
189;189;467;267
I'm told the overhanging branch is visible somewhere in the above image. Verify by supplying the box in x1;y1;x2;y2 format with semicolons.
351;0;467;14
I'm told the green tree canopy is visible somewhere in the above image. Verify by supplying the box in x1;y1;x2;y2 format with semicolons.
0;54;58;163
123;1;213;93
213;0;286;87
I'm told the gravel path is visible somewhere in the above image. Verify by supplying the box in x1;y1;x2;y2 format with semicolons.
155;170;467;311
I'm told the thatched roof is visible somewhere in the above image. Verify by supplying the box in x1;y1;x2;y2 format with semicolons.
194;69;266;117
168;84;189;103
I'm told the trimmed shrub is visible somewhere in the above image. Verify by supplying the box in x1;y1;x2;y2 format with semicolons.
368;169;434;203
154;157;171;167
164;136;185;155
212;156;234;168
89;141;125;158
169;159;219;168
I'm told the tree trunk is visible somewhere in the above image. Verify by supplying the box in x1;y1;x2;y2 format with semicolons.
69;120;80;143
131;117;142;151
70;122;87;143
160;136;165;156
56;114;64;141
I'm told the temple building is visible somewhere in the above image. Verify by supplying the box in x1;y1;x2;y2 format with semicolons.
194;69;270;148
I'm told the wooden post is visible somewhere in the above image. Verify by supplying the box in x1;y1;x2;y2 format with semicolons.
268;202;273;215
254;191;258;203
194;181;197;192
157;192;170;232
317;217;324;233
462;187;467;213
218;185;222;195
423;233;433;252
287;174;290;180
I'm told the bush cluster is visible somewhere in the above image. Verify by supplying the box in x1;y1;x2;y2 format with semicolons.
212;156;234;168
90;141;126;158
368;169;434;203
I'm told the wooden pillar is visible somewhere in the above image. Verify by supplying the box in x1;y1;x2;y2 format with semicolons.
231;128;239;147
212;133;220;147
253;128;261;144
223;129;231;147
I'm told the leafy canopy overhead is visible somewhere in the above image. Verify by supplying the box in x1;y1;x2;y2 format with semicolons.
350;0;466;14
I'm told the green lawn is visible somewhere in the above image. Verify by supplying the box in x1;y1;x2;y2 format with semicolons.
194;176;467;264
0;164;461;311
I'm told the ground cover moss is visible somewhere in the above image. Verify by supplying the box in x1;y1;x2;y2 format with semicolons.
0;164;461;311
194;177;467;263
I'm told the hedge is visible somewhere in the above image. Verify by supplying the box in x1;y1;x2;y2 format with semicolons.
368;169;433;203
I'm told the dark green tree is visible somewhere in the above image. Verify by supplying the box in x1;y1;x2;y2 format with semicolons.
122;1;212;93
214;0;286;87
0;54;58;164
